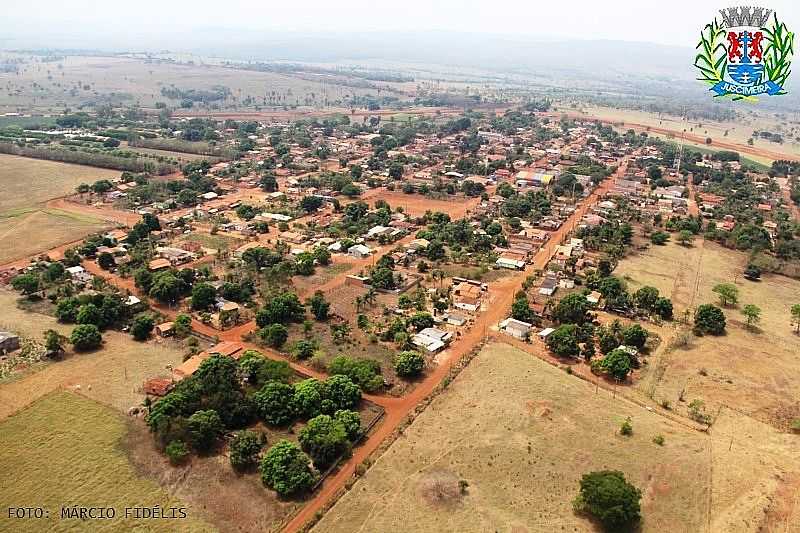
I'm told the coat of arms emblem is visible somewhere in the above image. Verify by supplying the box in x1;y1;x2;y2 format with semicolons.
695;6;794;100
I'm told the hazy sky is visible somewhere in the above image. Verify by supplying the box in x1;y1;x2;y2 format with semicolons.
1;0;798;49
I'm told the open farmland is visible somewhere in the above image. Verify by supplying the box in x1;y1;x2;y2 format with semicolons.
0;153;120;263
0;54;381;113
0;391;211;532
313;342;713;533
615;239;800;430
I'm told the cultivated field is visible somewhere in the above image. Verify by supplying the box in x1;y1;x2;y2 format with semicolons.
313;342;713;533
0;391;212;532
615;239;800;430
0;289;189;420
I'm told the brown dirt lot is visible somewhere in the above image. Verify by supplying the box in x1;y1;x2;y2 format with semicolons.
313;342;712;533
359;189;481;219
615;239;800;430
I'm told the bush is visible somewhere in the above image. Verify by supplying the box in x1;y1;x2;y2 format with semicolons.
293;339;317;360
619;417;633;436
70;324;102;351
393;351;425;377
259;440;317;497
165;440;190;465
600;349;633;381
229;430;264;471
573;470;641;531
652;434;665;446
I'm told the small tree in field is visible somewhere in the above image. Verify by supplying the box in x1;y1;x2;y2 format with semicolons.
712;283;738;307
230;430;264;471
742;304;761;329
694;304;726;335
791;304;800;334
677;229;693;246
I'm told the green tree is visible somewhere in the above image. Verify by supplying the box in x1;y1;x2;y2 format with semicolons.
633;286;659;310
260;323;289;348
97;252;116;270
187;409;224;452
334;409;362;441
253;381;296;426
653;297;674;320
552;292;592;324
323;374;362;412
76;303;103;327
300;195;323;213
56;297;80;322
694;304;726;335
165;440;189;465
131;314;155;341
394;351;425;377
742;304;761;329
191;282;216;310
600;348;633;380
511;293;536;323
292;339;317;360
44;329;67;355
229;430;264;471
11;273;39;295
327;356;382;393
298;414;350;468
574;470;641;531
259;440;317;497
546;324;580;357
149;272;183;304
307;291;330;321
677;229;694;246
650;231;670;245
621;324;648;350
792;304;800;333
408;312;434;332
256;292;305;326
70;324;102;351
712;283;739;307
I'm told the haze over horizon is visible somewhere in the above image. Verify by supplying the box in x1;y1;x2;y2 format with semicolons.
2;0;797;52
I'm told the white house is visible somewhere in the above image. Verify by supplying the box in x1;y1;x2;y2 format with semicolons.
348;244;372;259
500;318;533;340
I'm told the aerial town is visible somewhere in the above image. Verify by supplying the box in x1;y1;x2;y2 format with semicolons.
2;3;800;532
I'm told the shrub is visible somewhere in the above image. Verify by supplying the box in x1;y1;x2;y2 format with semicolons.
334;410;362;441
600;349;633;381
619;417;633;436
259;323;289;348
328;356;383;392
573;470;641;531
165;440;190;465
323;374;362;412
259;440;317;497
652;435;665;446
131;314;155;341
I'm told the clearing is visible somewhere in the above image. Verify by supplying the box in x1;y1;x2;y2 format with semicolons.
615;239;800;430
358;189;481;219
313;342;712;532
0;391;211;532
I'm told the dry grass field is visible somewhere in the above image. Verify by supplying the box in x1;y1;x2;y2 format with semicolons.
615;239;800;430
0;153;120;214
314;342;713;533
359;189;482;219
0;153;120;262
576;105;800;163
0;54;377;113
0;289;189;420
0;391;212;532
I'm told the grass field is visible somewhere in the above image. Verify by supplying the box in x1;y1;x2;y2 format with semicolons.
615;239;800;430
0;391;212;532
314;342;712;532
0;153;120;214
0;153;119;262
